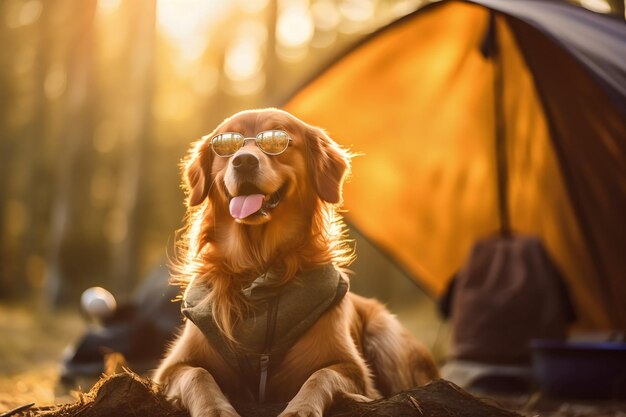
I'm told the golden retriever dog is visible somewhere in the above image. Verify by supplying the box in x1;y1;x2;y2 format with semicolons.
154;108;438;417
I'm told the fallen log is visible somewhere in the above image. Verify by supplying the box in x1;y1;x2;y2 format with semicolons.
18;371;521;417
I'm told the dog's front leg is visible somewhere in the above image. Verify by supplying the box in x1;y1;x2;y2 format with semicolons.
160;364;241;417
155;321;241;417
278;363;370;417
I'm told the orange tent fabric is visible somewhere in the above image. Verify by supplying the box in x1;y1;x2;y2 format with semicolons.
284;1;626;329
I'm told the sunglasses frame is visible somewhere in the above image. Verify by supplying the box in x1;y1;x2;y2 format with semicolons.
205;130;293;157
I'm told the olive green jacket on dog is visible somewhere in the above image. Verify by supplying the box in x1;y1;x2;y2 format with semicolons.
181;264;349;402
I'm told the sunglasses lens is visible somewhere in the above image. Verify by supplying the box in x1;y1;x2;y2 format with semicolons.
257;130;290;154
212;133;244;156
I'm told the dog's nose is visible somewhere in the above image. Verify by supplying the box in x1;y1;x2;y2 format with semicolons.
232;153;259;173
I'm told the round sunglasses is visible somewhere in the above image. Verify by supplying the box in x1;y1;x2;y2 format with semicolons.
205;130;292;157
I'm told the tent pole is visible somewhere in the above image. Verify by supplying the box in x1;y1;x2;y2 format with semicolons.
482;12;511;237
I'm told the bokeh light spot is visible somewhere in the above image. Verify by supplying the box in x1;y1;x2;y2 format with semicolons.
93;120;119;154
44;64;67;101
18;0;42;26
157;0;230;62
97;0;122;15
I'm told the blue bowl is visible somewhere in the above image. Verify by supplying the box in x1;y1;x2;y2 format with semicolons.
531;339;626;399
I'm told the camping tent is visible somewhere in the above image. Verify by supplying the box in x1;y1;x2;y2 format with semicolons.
284;0;626;329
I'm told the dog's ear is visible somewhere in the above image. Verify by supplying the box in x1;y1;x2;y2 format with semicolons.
306;126;351;204
183;137;214;207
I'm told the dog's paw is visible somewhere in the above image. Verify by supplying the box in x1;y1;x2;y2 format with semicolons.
194;409;241;417
278;404;322;417
278;411;321;417
191;404;241;417
210;410;241;417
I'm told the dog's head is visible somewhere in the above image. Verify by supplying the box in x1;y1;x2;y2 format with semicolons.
183;108;350;247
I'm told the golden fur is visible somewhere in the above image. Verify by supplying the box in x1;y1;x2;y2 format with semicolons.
154;109;438;417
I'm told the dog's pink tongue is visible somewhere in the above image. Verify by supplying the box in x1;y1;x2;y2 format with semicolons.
229;194;264;219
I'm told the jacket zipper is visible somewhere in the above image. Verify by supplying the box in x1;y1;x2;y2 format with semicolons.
259;296;279;402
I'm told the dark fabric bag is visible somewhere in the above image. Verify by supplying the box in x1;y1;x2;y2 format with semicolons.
440;235;576;365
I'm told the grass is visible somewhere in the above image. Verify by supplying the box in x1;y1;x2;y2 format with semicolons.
0;301;85;412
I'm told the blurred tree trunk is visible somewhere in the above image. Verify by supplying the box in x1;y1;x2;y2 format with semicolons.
23;0;51;296
0;3;49;298
45;0;100;304
108;0;157;295
0;6;23;297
